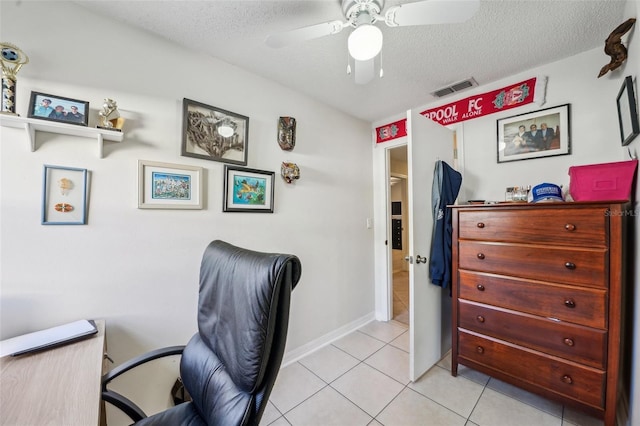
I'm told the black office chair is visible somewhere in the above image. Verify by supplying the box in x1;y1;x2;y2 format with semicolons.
102;240;302;425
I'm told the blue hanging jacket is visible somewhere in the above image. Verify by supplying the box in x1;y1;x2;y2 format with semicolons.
429;160;462;290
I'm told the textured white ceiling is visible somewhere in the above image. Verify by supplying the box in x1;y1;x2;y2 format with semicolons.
75;0;629;122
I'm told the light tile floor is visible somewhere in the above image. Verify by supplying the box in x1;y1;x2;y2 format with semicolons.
392;271;409;325
264;320;605;426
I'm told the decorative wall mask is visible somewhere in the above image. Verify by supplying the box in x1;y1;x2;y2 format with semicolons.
598;18;636;78
277;117;296;151
281;162;300;184
0;42;28;115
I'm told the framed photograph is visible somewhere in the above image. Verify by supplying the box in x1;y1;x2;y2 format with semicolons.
182;98;249;166
497;104;571;163
223;165;274;213
616;76;639;146
42;165;88;225
138;160;203;209
28;91;89;126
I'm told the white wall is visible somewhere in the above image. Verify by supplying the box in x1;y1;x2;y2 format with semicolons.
0;1;375;421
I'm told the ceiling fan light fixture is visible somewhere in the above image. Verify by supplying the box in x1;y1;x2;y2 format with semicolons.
348;24;383;61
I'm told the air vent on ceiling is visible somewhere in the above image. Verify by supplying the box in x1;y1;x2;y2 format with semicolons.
431;78;478;98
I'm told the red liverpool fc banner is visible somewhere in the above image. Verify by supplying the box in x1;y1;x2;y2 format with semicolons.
375;119;407;143
375;76;547;144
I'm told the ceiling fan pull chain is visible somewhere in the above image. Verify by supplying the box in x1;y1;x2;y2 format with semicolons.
346;49;352;75
379;50;384;78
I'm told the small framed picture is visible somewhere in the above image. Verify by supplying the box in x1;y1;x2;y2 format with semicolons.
28;92;89;126
138;160;203;209
42;165;88;225
182;98;249;166
616;76;639;146
497;104;571;163
223;165;274;213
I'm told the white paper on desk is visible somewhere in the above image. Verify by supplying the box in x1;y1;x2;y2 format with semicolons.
0;319;97;357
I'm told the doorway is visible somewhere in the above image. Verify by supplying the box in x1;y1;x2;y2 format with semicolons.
388;146;409;325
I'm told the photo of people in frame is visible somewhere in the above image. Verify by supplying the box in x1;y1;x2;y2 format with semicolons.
497;104;570;164
28;92;88;126
502;112;560;157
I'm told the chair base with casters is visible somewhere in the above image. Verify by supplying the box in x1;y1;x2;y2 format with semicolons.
102;240;302;425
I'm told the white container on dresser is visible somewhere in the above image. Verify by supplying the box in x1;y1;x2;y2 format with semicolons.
450;202;630;426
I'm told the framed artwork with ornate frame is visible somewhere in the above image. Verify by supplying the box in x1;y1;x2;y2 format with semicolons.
138;160;203;209
181;98;248;165
497;104;571;163
616;76;639;146
223;165;274;213
42;165;88;225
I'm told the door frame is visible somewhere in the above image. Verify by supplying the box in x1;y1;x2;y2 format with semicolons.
372;123;465;322
373;136;408;321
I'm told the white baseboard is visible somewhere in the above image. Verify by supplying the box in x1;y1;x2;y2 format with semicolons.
281;312;376;367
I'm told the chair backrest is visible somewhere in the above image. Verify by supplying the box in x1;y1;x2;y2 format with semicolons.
179;240;301;425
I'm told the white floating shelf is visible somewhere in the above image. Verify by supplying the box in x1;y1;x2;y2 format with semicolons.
0;114;124;158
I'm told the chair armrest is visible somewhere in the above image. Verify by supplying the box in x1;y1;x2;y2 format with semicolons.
102;390;147;423
102;345;185;388
101;345;185;422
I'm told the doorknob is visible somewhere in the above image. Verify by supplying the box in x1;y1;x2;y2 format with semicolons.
404;255;413;264
415;255;428;264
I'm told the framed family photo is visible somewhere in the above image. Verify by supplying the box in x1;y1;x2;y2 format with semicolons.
138;160;203;209
223;165;274;213
28;92;89;126
182;98;249;166
497;104;571;163
616;76;639;146
42;165;88;225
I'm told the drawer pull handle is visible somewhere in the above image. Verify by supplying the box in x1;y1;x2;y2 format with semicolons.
561;375;573;385
563;338;575;347
564;299;576;308
565;223;576;231
476;284;485;291
476;346;484;354
476;315;485;323
565;262;576;270
477;222;485;228
477;253;485;260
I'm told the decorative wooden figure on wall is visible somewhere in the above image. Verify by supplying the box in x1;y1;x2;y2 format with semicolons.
281;162;300;184
278;116;296;151
598;18;636;78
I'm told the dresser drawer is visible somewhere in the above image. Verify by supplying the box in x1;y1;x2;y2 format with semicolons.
458;300;606;369
457;208;607;247
458;330;605;408
458;241;607;287
458;270;607;328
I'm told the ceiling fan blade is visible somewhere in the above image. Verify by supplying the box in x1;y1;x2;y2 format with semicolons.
354;58;375;85
266;20;346;48
385;0;480;27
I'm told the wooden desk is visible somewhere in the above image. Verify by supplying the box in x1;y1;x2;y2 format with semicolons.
0;320;106;425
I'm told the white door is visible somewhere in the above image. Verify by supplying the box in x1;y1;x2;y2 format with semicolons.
406;109;454;381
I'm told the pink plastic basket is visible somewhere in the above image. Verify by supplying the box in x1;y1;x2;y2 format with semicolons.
568;159;638;201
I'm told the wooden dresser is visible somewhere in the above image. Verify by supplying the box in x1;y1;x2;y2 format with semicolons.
450;202;630;426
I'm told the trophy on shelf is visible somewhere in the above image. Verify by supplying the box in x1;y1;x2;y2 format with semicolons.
97;98;124;131
0;42;29;115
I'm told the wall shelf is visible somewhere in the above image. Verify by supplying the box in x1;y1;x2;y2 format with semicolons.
0;114;124;158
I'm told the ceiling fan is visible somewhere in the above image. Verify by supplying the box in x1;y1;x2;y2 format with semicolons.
266;0;480;84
